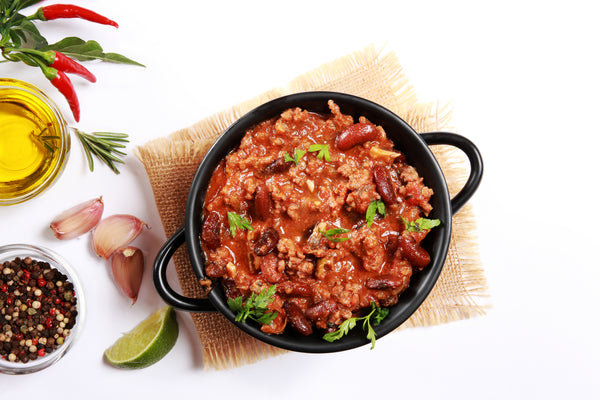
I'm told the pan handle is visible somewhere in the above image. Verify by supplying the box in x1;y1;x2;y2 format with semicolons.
153;226;217;312
421;132;483;215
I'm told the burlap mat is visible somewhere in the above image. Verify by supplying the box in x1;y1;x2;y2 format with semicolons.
134;45;488;369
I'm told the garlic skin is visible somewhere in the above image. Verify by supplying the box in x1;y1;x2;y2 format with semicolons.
92;214;148;259
50;197;104;240
111;246;144;305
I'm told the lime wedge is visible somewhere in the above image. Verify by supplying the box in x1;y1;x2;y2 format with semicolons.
104;306;179;369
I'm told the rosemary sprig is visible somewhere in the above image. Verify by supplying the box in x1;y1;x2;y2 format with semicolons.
72;128;129;174
31;126;59;153
41;134;60;153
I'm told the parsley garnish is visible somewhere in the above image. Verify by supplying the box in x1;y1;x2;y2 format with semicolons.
308;144;331;162
365;199;386;228
227;212;254;237
284;148;306;165
319;227;351;242
401;217;441;232
227;285;278;325
323;301;389;349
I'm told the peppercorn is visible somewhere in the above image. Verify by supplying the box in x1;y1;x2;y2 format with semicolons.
0;256;77;364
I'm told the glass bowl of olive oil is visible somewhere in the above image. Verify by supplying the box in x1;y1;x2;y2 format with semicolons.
0;79;70;206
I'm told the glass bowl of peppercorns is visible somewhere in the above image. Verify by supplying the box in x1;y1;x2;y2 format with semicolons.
0;244;85;374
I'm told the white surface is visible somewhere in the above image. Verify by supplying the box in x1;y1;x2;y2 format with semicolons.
1;0;599;398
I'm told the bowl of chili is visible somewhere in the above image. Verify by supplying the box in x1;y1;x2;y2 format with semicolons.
0;244;85;374
153;91;483;353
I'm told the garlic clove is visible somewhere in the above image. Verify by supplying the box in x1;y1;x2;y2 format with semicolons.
111;246;144;305
92;214;148;259
50;197;104;240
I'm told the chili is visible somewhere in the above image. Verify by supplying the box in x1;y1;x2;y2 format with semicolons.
201;101;438;337
41;65;80;122
49;51;96;83
33;4;119;28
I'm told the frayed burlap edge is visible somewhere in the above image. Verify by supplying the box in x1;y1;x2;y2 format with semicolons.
134;44;488;369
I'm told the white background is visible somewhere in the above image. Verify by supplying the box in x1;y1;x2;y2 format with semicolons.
1;0;599;398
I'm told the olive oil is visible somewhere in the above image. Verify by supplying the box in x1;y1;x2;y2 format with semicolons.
0;79;69;205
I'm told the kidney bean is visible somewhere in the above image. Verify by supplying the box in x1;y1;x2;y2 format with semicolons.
399;235;431;269
336;122;378;150
260;253;283;283
201;211;221;251
283;301;313;335
276;281;313;297
221;278;242;300
384;232;399;259
254;228;279;256
373;165;396;205
365;274;406;290
305;299;337;321
254;184;271;220
264;157;292;174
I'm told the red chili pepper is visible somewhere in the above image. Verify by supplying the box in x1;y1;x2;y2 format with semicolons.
50;51;96;82
34;4;119;28
41;66;81;122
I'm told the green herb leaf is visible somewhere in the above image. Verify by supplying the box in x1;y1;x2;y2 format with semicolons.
308;144;331;162
401;217;441;232
227;212;254;237
12;18;47;48
41;37;145;66
284;148;306;165
73;129;129;174
227;285;278;325
319;227;351;243
365;199;386;228
323;301;389;349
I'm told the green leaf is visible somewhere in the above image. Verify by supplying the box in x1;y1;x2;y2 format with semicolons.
227;212;254;237
308;144;331;162
42;37;145;66
227;285;278;325
13;18;47;48
318;227;351;243
365;199;386;228
284;148;306;165
373;306;389;325
322;301;388;349
401;217;441;232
